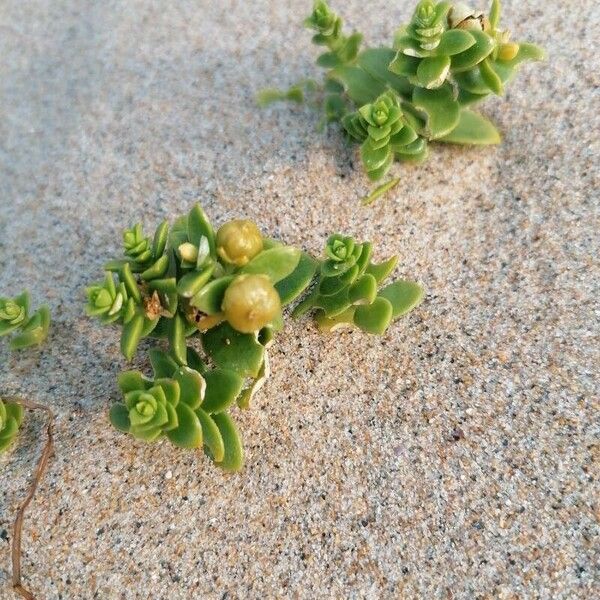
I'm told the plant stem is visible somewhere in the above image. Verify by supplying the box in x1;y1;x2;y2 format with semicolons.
3;396;55;600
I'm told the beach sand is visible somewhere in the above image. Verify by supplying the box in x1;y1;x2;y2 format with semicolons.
0;1;598;597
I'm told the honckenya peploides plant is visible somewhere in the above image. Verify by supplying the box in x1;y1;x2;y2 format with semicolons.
259;0;544;203
87;203;424;471
0;291;51;350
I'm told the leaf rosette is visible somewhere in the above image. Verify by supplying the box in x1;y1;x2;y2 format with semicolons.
0;291;51;350
0;398;24;453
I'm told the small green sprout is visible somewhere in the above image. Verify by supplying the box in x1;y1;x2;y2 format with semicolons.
293;234;424;335
0;291;51;350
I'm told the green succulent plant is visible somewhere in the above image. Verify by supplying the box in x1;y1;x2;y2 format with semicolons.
0;398;24;453
110;347;246;470
342;90;425;180
294;234;424;334
91;203;424;470
260;0;544;200
304;0;362;68
0;291;51;350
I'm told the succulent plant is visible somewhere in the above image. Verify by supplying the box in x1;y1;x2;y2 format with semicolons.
0;291;51;350
0;398;24;453
260;0;544;201
92;203;424;470
304;0;362;68
342;90;425;180
110;347;245;470
294;234;424;334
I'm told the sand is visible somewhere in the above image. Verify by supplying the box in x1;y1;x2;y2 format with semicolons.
1;0;598;598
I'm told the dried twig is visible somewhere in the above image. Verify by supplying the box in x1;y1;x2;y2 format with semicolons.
3;396;55;600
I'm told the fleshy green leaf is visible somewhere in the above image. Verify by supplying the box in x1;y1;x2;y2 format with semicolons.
365;256;398;284
186;347;207;374
0;418;19;444
187;204;215;255
378;280;424;318
275;252;318;305
202;369;244;413
121;312;144;361
438;110;501;145
168;314;188;366
451;30;495;73
141;255;169;281
329;66;387;106
435;29;476;56
9;305;51;350
348;274;377;305
120;263;141;304
237;352;270;410
176;266;215;298
357;48;413;94
412;85;460;139
479;58;503;95
489;0;501;30
166;402;203;448
417;55;451;89
353;297;393;335
118;370;149;394
174;367;205;410
201;322;265;378
197;409;225;463
317;51;342;68
505;43;545;65
314;307;356;332
361;140;392;172
240;247;301;284
388;51;419;77
154;378;180;408
191;276;234;314
212;413;244;472
152;221;169;257
149;348;179;378
109;403;131;433
5;402;24;427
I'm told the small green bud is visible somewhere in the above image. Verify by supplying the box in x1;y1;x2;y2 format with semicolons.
85;274;128;323
416;1;436;26
0;299;26;325
221;274;281;333
306;0;337;35
216;220;263;267
498;41;519;61
326;234;355;263
178;242;199;264
132;394;158;424
123;223;152;265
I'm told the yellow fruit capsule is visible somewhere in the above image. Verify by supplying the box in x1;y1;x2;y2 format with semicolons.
216;220;263;267
221;275;281;333
498;42;520;61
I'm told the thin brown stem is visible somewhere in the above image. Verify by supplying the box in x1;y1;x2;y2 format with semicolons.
3;396;55;600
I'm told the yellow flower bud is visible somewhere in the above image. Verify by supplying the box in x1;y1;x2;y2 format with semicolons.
178;242;199;264
498;42;520;61
221;275;281;333
216;220;263;267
